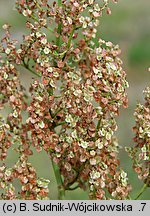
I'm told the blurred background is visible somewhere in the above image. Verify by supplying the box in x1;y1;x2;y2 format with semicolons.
0;0;149;199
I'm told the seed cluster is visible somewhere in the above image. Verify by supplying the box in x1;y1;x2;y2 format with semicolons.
127;87;150;186
0;24;50;199
0;0;141;200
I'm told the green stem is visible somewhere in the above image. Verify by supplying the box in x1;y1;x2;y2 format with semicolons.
49;109;54;118
33;0;42;10
55;121;66;127
127;195;132;200
135;184;147;200
53;108;63;119
65;163;85;190
51;160;65;200
21;62;41;77
58;0;62;6
62;28;74;61
51;0;72;200
56;0;62;49
30;14;53;33
67;28;74;49
66;184;79;191
94;118;101;141
56;22;62;49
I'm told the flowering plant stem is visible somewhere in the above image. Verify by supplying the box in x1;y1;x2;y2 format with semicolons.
52;160;65;200
49;0;65;200
21;51;64;200
135;184;148;200
21;61;41;77
0;0;149;200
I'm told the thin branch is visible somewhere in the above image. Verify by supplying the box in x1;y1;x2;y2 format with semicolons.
55;121;66;127
66;184;79;191
56;22;62;50
30;14;53;33
21;61;41;77
135;184;148;200
56;0;62;49
65;163;86;190
94;118;101;141
53;108;63;119
67;28;74;49
51;160;65;200
127;195;132;200
49;109;54;118
33;0;42;11
62;27;75;61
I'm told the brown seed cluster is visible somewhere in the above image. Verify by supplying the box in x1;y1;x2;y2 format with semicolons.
127;87;150;186
0;24;50;199
0;0;139;200
0;155;50;199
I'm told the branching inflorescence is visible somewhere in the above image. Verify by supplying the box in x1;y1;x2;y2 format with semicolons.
126;87;150;196
0;0;149;200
